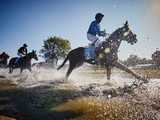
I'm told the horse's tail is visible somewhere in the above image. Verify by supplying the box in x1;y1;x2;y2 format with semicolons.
57;55;69;70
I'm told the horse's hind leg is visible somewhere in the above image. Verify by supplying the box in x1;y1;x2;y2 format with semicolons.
9;64;13;73
66;66;74;80
65;62;76;80
9;67;12;73
28;66;32;72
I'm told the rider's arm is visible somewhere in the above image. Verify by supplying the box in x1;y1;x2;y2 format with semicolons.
25;48;28;54
99;31;106;36
95;24;106;37
88;21;107;37
22;48;27;55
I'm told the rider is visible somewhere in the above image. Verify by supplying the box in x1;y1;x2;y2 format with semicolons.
86;13;107;60
87;13;106;47
15;43;28;64
18;43;28;56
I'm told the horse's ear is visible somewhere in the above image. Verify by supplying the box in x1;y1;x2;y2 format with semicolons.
32;50;35;53
124;21;128;26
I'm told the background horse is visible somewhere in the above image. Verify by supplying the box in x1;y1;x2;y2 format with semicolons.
0;52;10;68
57;21;146;81
9;50;38;73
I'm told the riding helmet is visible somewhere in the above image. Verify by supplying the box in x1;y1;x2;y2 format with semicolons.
23;43;28;47
95;13;104;20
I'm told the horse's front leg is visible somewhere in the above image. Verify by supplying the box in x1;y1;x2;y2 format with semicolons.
9;66;13;73
55;57;58;66
28;66;32;72
106;65;111;80
114;61;147;82
20;67;23;74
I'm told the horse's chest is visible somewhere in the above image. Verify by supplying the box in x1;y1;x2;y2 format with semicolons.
97;49;118;65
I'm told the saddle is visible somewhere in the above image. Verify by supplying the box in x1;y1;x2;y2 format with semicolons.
84;41;107;61
84;41;117;65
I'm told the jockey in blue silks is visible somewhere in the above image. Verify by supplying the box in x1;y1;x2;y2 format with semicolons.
86;13;106;60
87;13;106;47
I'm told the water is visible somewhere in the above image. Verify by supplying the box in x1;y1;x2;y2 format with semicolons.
0;65;160;91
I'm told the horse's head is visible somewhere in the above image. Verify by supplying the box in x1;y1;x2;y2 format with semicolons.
120;21;137;45
1;52;10;59
31;50;38;61
97;21;138;65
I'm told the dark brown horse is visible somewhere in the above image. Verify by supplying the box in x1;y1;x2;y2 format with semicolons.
57;21;146;81
0;52;10;68
9;50;38;73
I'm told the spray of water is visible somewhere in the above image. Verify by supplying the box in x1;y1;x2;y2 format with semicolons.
0;65;159;92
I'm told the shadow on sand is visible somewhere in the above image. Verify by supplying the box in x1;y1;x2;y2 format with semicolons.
0;80;86;120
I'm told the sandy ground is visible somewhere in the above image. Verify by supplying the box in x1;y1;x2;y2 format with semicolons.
0;65;160;120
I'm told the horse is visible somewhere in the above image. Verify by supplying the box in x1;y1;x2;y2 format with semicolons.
9;50;38;73
57;21;146;81
0;52;10;68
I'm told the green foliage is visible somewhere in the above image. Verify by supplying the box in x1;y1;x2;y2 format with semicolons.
40;36;71;61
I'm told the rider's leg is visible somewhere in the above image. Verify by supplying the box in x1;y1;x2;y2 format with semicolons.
16;53;23;64
87;33;99;47
15;58;19;64
87;33;99;59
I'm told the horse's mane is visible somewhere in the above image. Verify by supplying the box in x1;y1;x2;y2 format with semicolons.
100;27;123;52
107;27;122;42
23;51;33;59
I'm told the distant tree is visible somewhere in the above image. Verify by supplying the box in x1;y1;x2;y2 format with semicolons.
40;36;71;67
125;55;140;66
121;54;152;67
152;50;160;67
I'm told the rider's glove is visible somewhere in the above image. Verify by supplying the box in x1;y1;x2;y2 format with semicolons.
100;31;106;37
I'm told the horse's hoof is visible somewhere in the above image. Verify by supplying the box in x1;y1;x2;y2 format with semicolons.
64;78;68;82
143;78;149;83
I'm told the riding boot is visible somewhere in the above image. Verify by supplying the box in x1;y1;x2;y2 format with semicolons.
86;59;96;64
15;58;19;65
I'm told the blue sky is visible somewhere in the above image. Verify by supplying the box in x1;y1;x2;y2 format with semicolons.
0;0;160;60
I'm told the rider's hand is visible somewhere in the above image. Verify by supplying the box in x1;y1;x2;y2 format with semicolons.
105;33;110;37
100;31;106;37
100;29;110;37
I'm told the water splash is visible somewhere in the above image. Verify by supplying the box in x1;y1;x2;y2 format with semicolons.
0;66;159;91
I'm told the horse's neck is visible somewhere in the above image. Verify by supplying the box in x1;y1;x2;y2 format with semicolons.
25;53;32;60
113;38;122;50
108;29;122;51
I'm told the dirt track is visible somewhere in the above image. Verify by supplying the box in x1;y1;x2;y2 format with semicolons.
0;66;160;120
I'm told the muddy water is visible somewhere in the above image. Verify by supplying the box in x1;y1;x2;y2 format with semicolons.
0;65;160;90
0;66;160;120
0;65;136;88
